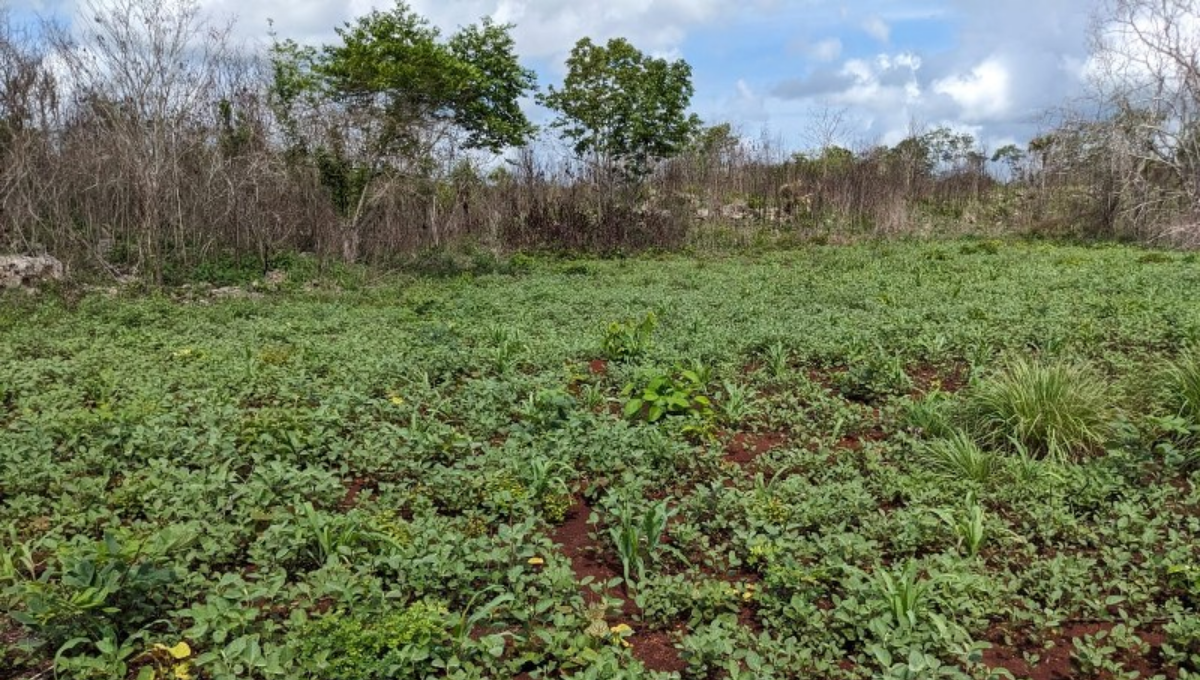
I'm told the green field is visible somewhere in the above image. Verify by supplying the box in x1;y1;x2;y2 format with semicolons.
2;239;1199;679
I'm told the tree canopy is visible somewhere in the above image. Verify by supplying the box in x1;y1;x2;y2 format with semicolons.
538;37;701;179
271;1;536;162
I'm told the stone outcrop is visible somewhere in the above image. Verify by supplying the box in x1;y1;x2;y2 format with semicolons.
0;255;64;290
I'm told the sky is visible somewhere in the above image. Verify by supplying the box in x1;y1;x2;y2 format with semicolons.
12;0;1100;153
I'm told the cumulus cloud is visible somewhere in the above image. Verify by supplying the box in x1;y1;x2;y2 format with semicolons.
25;0;1098;149
761;0;1093;146
932;57;1012;121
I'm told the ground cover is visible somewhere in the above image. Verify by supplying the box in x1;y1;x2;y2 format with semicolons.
2;239;1199;679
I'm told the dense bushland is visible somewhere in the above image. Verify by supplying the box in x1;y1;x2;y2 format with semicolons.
1;0;1198;284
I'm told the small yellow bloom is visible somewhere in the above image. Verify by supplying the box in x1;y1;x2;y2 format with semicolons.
609;623;634;647
389;395;405;406
527;556;545;565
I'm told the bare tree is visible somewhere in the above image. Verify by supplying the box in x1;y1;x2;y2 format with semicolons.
1090;0;1200;241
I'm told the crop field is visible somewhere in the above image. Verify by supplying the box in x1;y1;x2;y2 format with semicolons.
2;239;1200;680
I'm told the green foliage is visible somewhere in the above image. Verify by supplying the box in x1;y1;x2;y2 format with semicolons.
601;312;656;360
1164;348;1200;423
1;241;1197;678
293;603;447;679
921;432;999;485
965;356;1114;461
834;352;913;402
5;528;194;647
1069;624;1146;679
606;498;678;594
539;37;701;178
1163;612;1200;672
621;366;715;433
269;1;535;219
316;3;534;155
932;493;987;557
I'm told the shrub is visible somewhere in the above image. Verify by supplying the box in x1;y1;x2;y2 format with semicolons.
965;356;1113;462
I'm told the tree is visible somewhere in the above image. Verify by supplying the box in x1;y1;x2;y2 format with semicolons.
538;37;701;180
270;1;536;258
1089;0;1200;238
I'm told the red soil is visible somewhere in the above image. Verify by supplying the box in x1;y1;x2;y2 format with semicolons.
724;431;788;465
550;495;688;673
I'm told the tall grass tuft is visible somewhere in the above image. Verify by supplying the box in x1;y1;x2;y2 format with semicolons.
1164;349;1200;423
921;431;998;484
965;356;1113;463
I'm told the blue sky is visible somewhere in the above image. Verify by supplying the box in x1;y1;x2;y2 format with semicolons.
14;0;1097;152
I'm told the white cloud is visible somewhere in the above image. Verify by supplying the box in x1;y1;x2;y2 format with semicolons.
728;78;768;122
932;57;1013;121
861;15;890;43
810;37;842;62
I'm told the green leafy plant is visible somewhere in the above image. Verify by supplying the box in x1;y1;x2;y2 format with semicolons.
1069;624;1145;679
874;560;931;629
601;312;657;361
933;493;987;557
835;352;913;402
621;366;714;427
1163;611;1200;672
607;499;678;595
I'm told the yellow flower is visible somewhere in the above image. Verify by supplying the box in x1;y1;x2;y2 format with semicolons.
389;395;404;406
527;556;545;565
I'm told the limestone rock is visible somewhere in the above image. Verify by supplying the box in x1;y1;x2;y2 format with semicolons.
0;255;64;289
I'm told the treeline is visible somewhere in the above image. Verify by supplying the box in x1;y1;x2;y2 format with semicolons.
1;0;1197;282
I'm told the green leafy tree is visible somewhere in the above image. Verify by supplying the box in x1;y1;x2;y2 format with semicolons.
269;2;536;256
538;37;701;179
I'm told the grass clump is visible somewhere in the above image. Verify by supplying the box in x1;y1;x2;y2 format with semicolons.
921;431;999;484
965;355;1114;462
1163;349;1200;423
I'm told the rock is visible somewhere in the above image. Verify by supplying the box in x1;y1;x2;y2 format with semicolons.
211;286;260;300
721;202;749;220
0;255;64;289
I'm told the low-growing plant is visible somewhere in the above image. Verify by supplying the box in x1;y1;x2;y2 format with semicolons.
1163;349;1200;422
292;602;449;679
718;380;756;424
875;560;931;629
1163;611;1200;672
901;390;955;439
1069;624;1145;679
601;312;657;361
607;498;679;595
932;493;987;558
762;341;791;380
524;457;574;524
7;528;195;648
965;356;1113;462
621;367;715;437
921;432;998;484
835;352;913;402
